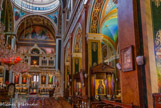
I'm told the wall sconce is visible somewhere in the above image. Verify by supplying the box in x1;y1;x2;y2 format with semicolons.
116;63;121;70
136;56;145;66
84;73;88;78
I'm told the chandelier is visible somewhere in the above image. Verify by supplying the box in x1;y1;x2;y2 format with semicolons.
12;62;30;74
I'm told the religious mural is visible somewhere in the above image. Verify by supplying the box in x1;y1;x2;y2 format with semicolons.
92;42;98;66
48;75;53;84
151;0;161;92
75;58;79;73
76;82;82;95
48;11;58;25
14;75;19;84
74;28;82;53
22;77;27;84
41;75;46;84
65;66;70;89
14;8;26;21
20;26;54;40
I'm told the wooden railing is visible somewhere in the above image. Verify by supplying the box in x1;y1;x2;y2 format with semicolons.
153;93;161;108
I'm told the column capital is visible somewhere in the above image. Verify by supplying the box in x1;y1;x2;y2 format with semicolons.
87;33;103;41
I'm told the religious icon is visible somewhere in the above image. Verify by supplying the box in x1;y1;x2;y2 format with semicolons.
22;77;27;84
75;58;79;73
92;42;97;52
48;75;53;84
76;82;82;95
8;83;15;98
41;75;46;84
14;75;19;84
92;42;98;66
121;46;134;72
95;79;105;95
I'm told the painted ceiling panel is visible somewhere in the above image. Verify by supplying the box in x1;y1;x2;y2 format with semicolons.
102;18;118;42
105;0;117;16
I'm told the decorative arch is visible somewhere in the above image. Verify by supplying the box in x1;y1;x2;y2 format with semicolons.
72;23;82;53
88;0;105;33
99;0;118;43
14;14;58;36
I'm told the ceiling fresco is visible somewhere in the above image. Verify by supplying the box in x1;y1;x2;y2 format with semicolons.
105;0;117;16
100;0;118;43
101;18;118;42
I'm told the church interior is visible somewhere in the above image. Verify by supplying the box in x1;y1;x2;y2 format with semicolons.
0;0;160;108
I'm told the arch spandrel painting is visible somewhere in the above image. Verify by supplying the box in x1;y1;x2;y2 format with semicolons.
20;26;54;40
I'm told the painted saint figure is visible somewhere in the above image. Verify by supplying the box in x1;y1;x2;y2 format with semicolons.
97;80;105;94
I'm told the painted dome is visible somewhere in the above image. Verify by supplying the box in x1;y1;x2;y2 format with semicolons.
12;0;60;13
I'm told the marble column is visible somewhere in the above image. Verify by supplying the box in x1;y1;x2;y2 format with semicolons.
12;73;14;83
9;69;12;83
20;74;22;84
60;10;66;97
46;74;48;85
39;74;41;87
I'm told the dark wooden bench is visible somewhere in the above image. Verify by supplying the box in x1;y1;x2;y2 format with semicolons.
102;100;133;108
153;93;161;108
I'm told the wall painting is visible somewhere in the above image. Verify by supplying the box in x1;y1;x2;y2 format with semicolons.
20;26;54;40
151;0;161;92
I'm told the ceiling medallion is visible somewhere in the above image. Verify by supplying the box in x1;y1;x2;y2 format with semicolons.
152;0;161;7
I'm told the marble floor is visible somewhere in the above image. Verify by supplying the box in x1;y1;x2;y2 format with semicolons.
3;96;72;108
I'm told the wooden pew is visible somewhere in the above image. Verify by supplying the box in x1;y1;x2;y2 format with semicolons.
102;100;133;108
153;93;161;108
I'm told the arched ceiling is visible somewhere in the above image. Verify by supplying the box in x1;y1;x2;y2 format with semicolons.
17;15;56;40
12;0;60;14
100;0;118;43
101;17;118;42
89;0;118;44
